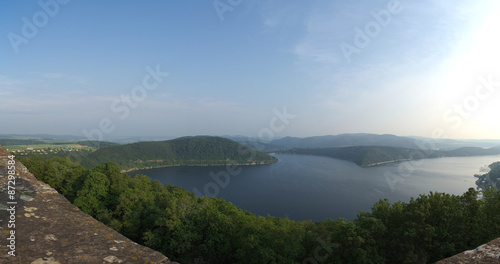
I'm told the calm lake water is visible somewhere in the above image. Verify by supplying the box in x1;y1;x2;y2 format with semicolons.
129;154;500;222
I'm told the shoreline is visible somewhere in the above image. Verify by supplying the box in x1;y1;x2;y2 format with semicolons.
362;158;412;167
121;159;278;173
278;152;500;168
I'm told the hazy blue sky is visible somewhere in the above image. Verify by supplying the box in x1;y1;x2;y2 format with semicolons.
1;0;500;140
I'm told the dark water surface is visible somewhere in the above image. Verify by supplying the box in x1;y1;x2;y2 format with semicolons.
129;154;500;221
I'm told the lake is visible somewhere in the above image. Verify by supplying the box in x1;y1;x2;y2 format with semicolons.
128;154;500;222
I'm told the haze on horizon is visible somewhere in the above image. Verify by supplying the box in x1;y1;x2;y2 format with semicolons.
1;0;500;140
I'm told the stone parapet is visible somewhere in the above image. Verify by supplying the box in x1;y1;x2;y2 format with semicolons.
0;145;178;264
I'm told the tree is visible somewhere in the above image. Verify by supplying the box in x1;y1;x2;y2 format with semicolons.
484;187;500;236
73;171;110;217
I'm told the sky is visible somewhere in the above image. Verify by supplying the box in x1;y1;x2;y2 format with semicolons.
1;0;500;141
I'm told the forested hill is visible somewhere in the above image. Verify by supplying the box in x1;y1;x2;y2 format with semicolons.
80;136;278;171
279;146;423;167
279;146;500;167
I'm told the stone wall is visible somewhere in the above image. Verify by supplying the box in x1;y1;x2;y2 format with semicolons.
437;237;500;264
0;145;178;264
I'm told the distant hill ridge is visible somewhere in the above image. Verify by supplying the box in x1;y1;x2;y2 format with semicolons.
232;133;500;152
271;133;422;149
278;145;500;167
279;146;421;167
81;136;278;171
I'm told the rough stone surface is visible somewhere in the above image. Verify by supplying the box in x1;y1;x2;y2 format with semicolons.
437;237;500;264
0;145;179;263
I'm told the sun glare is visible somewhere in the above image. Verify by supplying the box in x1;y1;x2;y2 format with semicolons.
436;1;500;138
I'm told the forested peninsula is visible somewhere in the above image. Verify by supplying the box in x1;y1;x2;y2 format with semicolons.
52;136;278;172
278;146;500;167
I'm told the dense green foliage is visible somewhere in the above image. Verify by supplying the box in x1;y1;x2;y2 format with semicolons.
80;136;278;170
476;161;500;191
279;146;500;167
20;156;500;263
489;162;500;182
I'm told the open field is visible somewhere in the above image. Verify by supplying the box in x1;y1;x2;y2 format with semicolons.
0;137;111;152
4;144;95;151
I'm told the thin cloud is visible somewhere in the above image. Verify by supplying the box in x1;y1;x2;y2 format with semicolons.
42;73;65;79
40;72;87;84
